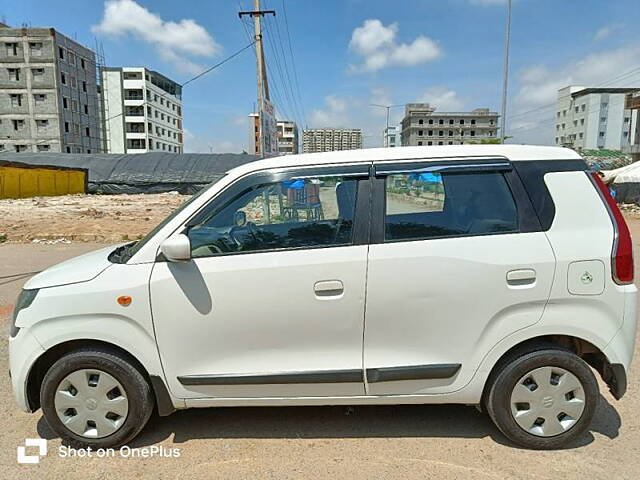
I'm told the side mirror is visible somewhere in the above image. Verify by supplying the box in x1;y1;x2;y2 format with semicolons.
160;234;191;262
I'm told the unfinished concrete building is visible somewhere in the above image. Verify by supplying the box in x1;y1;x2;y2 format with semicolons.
0;26;102;153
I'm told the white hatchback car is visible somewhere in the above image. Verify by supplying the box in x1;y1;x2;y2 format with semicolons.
9;145;637;450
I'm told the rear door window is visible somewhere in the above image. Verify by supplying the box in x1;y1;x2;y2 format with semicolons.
384;171;518;241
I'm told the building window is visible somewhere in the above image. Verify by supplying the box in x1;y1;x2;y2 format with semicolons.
579;132;583;139
66;146;71;153
154;94;158;102
70;76;77;88
460;119;464;125
10;93;22;107
0;144;4;151
156;141;160;149
12;119;25;131
81;58;85;69
147;106;152;115
71;100;78;112
448;130;453;136
438;130;443;137
82;81;87;92
6;42;18;56
63;97;68;109
16;145;28;152
418;130;423;136
37;144;50;152
449;119;454;125
68;52;76;65
160;98;164;105
438;119;443;125
64;122;70;133
581;104;586;111
471;119;476;125
580;119;584;125
438;141;443;145
31;68;44;81
427;141;432;145
624;117;630;123
428;130;433;136
448;141;453;145
58;47;64;59
85;127;90;137
418;119;423;125
87;149;91;153
84;104;88;114
599;131;605;137
61;73;66;84
8;68;20;81
470;130;476;136
417;141;423;146
73;123;80;135
34;93;46;104
29;42;43;56
575;106;579;113
36;119;49;131
428;119;433;125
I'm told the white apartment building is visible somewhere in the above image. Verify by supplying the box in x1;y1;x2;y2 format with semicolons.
555;86;639;151
401;103;499;146
101;67;183;154
383;125;400;147
302;128;363;153
277;120;298;155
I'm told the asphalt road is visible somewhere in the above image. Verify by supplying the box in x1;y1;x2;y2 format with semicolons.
1;239;639;479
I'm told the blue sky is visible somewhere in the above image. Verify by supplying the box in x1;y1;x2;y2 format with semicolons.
4;0;640;151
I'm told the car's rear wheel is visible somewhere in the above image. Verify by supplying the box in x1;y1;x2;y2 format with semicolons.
486;347;599;449
40;347;154;449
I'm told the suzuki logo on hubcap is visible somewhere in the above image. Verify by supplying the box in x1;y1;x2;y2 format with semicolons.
542;396;554;408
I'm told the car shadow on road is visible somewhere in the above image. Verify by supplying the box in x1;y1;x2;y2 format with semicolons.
36;393;621;450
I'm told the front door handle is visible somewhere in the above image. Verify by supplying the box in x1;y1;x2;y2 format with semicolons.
314;280;344;297
506;269;536;286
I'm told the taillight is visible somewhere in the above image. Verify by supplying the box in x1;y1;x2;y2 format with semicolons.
590;172;634;284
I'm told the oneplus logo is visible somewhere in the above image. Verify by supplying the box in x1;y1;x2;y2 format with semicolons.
17;438;47;464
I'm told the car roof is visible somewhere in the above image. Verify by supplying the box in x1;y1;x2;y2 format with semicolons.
227;145;582;177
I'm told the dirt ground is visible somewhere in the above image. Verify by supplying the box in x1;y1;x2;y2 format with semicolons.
0;193;189;243
0;206;640;478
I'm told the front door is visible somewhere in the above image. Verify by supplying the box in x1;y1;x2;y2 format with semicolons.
150;167;370;398
363;160;556;395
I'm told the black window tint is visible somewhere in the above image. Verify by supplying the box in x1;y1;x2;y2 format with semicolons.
385;171;518;241
188;176;358;257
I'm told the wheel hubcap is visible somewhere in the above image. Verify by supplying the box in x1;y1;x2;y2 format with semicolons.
54;369;129;439
510;366;585;437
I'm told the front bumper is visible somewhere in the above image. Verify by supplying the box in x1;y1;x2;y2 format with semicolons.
9;329;45;413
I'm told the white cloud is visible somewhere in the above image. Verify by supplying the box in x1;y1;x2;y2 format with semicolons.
419;86;465;111
183;129;245;154
349;19;441;73
594;23;623;41
508;44;640;143
309;95;352;127
92;0;221;74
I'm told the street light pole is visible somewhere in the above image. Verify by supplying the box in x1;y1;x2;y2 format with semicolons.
370;103;404;146
500;0;512;144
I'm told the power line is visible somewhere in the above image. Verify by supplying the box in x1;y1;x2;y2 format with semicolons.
280;0;308;129
507;66;640;122
102;40;256;125
264;3;305;127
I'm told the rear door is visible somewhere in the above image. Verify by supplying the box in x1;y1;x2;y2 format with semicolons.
363;158;556;395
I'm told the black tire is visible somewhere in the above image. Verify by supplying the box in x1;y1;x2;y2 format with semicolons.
485;347;599;450
40;347;154;449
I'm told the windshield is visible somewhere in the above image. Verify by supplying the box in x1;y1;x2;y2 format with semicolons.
108;179;222;263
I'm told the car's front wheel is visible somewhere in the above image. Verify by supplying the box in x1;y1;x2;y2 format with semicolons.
485;347;599;449
40;347;154;449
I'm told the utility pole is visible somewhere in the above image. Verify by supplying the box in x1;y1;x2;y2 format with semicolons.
239;1;275;157
500;0;512;144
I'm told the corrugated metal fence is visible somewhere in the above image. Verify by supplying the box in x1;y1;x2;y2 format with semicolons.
0;161;87;199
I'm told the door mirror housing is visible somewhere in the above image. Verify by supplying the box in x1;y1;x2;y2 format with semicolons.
160;234;191;262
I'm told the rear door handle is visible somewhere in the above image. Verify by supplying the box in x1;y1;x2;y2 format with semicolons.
314;280;344;297
506;269;536;286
